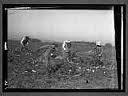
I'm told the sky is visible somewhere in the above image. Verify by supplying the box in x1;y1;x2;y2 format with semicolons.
8;9;115;45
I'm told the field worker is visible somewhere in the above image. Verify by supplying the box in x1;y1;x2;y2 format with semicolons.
21;36;31;47
43;43;58;67
20;36;31;52
94;41;103;60
62;40;72;63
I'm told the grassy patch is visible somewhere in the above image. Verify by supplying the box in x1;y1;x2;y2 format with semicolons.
7;39;118;89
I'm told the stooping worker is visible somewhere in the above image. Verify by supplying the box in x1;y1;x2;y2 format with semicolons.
42;43;59;77
20;36;31;52
21;36;31;47
62;40;72;63
42;43;58;67
32;43;57;65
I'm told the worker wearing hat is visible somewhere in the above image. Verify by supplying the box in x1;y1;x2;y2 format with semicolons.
21;36;31;47
94;41;103;60
20;36;31;53
62;40;72;63
39;43;58;67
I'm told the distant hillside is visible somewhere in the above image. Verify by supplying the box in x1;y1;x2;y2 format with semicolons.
30;38;42;42
8;38;114;53
8;39;61;51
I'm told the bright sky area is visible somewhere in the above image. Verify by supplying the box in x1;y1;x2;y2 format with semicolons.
8;9;115;45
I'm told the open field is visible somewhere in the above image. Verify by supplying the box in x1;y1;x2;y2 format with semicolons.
7;39;118;89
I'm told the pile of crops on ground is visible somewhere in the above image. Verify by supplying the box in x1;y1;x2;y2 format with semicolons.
7;40;118;89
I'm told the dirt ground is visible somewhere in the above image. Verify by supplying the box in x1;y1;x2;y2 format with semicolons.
7;39;118;89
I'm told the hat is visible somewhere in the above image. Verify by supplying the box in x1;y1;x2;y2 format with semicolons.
65;40;71;43
96;41;101;46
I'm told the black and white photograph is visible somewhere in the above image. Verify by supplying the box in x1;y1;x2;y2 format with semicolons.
3;4;125;91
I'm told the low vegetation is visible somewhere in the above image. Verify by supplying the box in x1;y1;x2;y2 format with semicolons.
7;39;118;89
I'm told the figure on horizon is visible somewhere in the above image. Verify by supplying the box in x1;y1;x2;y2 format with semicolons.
62;40;72;63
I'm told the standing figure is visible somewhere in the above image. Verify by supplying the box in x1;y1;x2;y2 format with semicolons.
94;41;103;59
62;40;72;63
93;41;104;66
